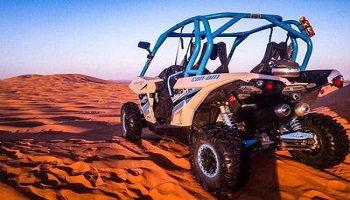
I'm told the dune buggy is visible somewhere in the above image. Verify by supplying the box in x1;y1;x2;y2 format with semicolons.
121;12;349;195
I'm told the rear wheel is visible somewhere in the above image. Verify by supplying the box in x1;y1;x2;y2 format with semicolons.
120;102;143;141
189;125;243;195
289;113;349;169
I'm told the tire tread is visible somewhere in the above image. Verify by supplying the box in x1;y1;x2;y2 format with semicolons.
121;102;143;141
290;113;349;169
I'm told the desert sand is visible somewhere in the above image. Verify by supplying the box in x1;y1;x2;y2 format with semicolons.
0;74;349;200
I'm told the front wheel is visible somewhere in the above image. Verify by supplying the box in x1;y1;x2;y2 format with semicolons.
189;126;243;195
289;113;349;169
120;102;143;141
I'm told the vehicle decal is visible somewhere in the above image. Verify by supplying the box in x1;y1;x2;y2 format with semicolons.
173;88;200;107
142;102;150;112
133;80;145;85
172;100;184;113
172;89;190;102
185;97;193;103
191;75;220;82
139;95;148;106
139;84;147;91
172;95;194;114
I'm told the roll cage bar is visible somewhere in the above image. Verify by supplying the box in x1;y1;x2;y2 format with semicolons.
140;12;313;77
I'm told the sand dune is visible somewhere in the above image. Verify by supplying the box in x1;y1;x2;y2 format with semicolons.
0;74;349;199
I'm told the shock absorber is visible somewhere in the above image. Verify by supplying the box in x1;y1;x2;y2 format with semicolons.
290;118;302;131
219;103;237;131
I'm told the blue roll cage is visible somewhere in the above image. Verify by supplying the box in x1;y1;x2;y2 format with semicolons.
140;12;313;77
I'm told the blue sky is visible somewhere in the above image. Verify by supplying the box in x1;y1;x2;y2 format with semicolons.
0;0;349;80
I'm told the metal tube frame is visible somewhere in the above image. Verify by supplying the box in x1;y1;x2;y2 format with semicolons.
139;12;313;77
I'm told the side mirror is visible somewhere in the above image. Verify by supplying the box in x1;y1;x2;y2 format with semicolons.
138;41;151;53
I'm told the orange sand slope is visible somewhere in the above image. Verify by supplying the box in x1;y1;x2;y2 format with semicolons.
0;74;349;200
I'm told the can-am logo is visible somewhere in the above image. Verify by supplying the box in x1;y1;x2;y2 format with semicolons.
133;81;145;85
191;75;220;82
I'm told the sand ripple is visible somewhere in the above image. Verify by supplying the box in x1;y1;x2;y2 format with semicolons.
0;75;348;199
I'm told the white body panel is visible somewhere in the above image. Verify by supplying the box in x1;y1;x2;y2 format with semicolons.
129;76;163;123
129;76;163;94
174;73;290;89
173;73;291;126
128;73;292;127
